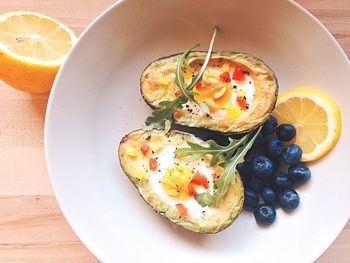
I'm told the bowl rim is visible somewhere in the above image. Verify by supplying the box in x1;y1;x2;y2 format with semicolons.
44;0;350;262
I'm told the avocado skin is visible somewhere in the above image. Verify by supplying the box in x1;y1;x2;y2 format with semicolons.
118;129;244;233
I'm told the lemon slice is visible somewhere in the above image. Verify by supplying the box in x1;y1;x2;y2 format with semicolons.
273;88;341;162
0;11;77;93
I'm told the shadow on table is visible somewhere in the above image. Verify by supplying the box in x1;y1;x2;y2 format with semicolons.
29;92;50;120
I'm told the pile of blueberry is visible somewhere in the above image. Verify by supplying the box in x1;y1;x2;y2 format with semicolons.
238;116;311;225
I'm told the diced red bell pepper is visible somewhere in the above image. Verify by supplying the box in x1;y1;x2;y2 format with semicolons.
236;96;247;109
191;172;209;189
149;158;158;171
175;90;181;97
140;143;149;155
195;81;207;92
233;66;245;81
188;183;197;196
220;71;231;82
175;204;188;217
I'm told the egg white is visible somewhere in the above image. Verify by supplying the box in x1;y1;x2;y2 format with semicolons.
148;146;216;218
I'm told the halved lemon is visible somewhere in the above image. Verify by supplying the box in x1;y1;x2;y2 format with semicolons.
273;88;341;162
0;11;77;93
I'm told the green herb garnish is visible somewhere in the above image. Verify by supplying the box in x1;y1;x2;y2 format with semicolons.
174;43;200;103
177;127;262;207
175;137;246;167
144;26;218;132
144;96;186;132
211;130;260;207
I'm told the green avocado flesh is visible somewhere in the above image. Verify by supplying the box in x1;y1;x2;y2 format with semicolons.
118;130;244;233
140;51;278;134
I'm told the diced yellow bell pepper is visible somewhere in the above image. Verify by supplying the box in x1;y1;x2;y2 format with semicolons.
236;89;246;97
158;76;173;86
225;103;243;120
125;146;138;157
134;170;146;180
220;64;230;73
204;72;220;80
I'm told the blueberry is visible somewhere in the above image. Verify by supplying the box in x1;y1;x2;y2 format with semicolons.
266;138;284;158
279;189;300;211
244;149;256;164
276;124;296;141
254;146;268;156
261;186;277;205
271;171;291;190
237;162;250;177
243;188;259;211
248;176;264;192
283;144;302;165
242;174;252;188
288;164;311;184
262;116;278;135
254;204;276;225
237;163;252;186
244;149;266;167
253;133;267;147
272;158;280;173
250;155;273;179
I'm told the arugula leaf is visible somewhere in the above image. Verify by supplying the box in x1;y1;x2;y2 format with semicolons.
175;44;200;102
187;26;218;91
194;192;213;207
194;127;262;207
143;27;218;132
212;131;260;207
175;27;218;105
144;96;185;133
175;136;246;166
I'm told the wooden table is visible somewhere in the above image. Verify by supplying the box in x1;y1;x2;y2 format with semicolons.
0;0;349;262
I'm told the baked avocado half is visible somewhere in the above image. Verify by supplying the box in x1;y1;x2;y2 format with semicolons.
118;129;244;233
141;51;278;133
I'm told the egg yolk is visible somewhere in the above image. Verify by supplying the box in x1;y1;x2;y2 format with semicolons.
194;81;232;112
161;166;193;200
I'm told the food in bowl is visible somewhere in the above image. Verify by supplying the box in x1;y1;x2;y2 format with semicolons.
118;130;245;233
118;27;341;231
141;51;278;134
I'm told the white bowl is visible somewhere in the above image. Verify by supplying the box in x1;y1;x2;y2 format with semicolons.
45;0;350;262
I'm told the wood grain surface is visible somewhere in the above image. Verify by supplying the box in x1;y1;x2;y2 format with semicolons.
0;0;349;262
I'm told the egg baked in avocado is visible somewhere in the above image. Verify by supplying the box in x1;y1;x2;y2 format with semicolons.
141;51;278;134
118;130;244;233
